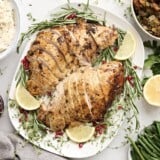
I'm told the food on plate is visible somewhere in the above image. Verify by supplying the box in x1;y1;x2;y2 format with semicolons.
0;0;15;52
143;75;160;107
114;31;136;60
38;61;124;131
12;2;143;150
16;83;41;110
26;20;118;96
66;125;95;143
128;121;160;160
133;0;160;37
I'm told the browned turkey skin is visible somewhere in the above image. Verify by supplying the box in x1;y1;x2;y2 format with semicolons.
26;20;118;96
38;61;124;131
25;19;124;131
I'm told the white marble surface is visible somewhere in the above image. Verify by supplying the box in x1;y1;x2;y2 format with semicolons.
0;0;159;160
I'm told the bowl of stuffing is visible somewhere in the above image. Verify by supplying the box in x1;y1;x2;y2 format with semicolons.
0;0;20;60
131;0;160;40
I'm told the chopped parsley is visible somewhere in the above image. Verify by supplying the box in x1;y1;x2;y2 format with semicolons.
27;13;36;22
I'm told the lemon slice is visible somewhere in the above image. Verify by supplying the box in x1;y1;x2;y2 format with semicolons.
114;31;136;60
143;75;160;107
16;83;41;110
66;125;95;143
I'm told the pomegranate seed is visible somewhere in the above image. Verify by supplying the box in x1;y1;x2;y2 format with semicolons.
21;56;29;70
19;118;22;122
92;121;97;126
118;105;123;110
47;92;52;97
113;46;119;52
55;130;63;138
102;60;106;64
19;108;28;121
79;143;83;148
133;65;142;70
95;124;106;135
125;75;134;87
67;13;77;19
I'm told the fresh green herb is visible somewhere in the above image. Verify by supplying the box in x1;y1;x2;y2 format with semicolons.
0;66;7;76
115;0;124;6
15;65;28;87
9;99;18;108
27;13;36;22
143;40;160;85
94;29;142;130
0;69;3;76
124;6;132;18
21;111;47;141
9;99;48;142
17;1;103;53
128;121;160;160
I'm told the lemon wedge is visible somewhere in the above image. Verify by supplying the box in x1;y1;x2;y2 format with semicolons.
66;125;95;143
16;83;41;110
143;75;160;107
114;31;136;60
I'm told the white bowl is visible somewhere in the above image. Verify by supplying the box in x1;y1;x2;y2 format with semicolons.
131;0;160;41
0;0;20;60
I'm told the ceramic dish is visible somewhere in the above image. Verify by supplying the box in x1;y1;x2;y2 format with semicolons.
8;3;144;159
131;0;160;41
0;0;20;60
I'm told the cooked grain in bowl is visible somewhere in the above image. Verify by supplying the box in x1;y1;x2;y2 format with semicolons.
0;0;16;53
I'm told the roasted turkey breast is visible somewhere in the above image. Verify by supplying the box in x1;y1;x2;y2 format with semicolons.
38;61;124;131
26;20;118;96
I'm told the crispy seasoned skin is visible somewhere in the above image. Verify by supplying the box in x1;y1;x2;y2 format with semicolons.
37;61;124;131
26;20;118;96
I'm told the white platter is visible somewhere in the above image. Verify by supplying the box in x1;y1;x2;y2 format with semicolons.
8;3;145;159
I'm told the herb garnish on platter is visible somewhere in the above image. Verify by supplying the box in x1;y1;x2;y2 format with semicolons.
142;41;160;85
14;0;142;145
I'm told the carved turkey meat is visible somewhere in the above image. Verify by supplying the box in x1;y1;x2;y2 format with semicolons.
38;61;124;131
25;19;124;131
26;20;118;96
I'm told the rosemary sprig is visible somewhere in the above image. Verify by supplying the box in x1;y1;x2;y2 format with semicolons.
22;111;47;141
94;30;142;129
15;65;28;87
17;2;104;53
14;1;143;144
17;19;76;53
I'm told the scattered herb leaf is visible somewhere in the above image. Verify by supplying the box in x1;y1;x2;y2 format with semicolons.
143;40;160;85
27;13;36;22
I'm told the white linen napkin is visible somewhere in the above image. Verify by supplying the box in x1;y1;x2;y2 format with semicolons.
0;132;67;160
